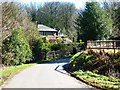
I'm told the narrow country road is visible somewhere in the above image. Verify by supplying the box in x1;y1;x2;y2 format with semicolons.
3;58;94;88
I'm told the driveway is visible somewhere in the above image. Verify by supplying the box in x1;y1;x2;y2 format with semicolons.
3;58;94;88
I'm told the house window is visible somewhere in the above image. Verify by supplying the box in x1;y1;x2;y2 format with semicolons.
43;32;46;36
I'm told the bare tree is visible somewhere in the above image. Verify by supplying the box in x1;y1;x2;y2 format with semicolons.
2;2;23;39
0;2;2;66
100;1;120;38
27;2;78;41
1;2;39;41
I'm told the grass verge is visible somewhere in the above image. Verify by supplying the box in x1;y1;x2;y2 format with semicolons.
72;70;120;89
0;63;36;85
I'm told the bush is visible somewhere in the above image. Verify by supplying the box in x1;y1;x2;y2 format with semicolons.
31;37;44;61
51;43;67;51
41;43;51;60
69;51;89;71
57;37;63;43
42;37;49;43
62;38;72;43
32;36;51;61
41;43;51;53
69;50;120;78
2;28;32;66
51;42;84;51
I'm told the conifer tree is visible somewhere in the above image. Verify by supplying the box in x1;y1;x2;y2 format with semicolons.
75;2;113;42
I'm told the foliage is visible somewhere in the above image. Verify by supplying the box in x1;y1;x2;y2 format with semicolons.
2;2;36;40
102;2;120;38
31;36;51;61
75;2;113;42
2;28;32;66
2;2;44;64
57;37;63;43
31;37;44;61
62;38;72;43
26;2;77;41
50;42;84;51
69;50;120;78
51;43;67;51
73;70;120;89
45;42;84;60
2;2;41;47
41;43;50;53
39;37;51;60
42;37;50;43
23;22;40;45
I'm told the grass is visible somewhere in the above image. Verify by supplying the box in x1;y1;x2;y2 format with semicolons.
0;63;36;77
0;63;36;85
73;70;120;89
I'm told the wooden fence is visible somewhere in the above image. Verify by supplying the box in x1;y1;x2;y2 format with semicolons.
87;40;120;53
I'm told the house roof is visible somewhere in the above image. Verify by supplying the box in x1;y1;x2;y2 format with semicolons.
38;24;57;32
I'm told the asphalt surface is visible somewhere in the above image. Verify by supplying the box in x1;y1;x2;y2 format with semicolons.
3;58;94;88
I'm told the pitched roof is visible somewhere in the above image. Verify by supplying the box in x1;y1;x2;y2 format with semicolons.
38;24;57;32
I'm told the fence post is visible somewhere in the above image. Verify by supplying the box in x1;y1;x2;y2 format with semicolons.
100;40;101;51
113;40;115;54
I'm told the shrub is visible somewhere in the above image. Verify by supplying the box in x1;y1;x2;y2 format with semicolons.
62;38;72;43
2;28;32;66
42;37;49;43
69;51;90;71
41;43;51;60
69;50;120;77
51;42;84;52
31;37;44;61
57;37;63;43
51;43;67;51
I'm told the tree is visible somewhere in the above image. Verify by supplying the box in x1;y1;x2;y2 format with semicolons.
31;37;43;61
27;2;78;41
2;2;25;39
2;2;39;42
2;28;32;66
75;2;113;42
2;2;46;65
101;1;120;39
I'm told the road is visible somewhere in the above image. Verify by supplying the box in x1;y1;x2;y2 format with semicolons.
3;58;94;88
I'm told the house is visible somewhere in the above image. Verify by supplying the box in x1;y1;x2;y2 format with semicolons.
37;24;72;43
38;24;64;37
38;24;63;37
